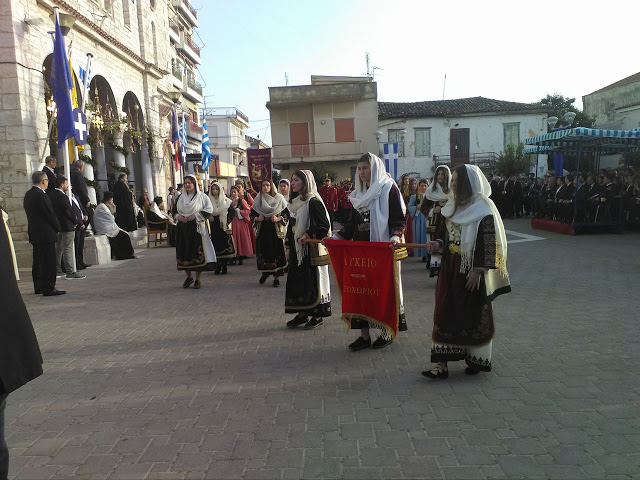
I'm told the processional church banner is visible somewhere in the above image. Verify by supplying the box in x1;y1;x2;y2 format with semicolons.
247;148;272;193
324;239;400;337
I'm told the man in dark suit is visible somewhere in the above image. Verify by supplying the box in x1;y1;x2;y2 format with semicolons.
0;214;44;478
42;155;59;194
70;159;93;233
71;192;91;270
23;171;65;296
51;176;85;280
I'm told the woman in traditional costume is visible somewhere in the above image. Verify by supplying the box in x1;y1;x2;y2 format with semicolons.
399;174;415;256
424;165;451;277
335;153;407;350
229;186;254;265
251;180;289;287
285;170;332;330
279;179;290;201
423;164;510;378
173;176;216;289
408;179;429;261
93;192;136;260
208;182;235;275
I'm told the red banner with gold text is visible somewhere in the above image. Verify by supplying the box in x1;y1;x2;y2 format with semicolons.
324;239;400;337
247;148;272;194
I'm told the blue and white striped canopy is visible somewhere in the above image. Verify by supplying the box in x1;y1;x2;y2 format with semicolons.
524;127;640;145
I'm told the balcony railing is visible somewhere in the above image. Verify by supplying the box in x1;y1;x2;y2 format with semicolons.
171;62;183;80
184;34;201;56
188;119;203;136
433;152;498;168
187;76;203;95
182;0;198;19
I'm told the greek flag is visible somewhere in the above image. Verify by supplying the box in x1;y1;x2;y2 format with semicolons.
180;113;187;148
78;63;92;88
383;143;399;180
201;121;211;170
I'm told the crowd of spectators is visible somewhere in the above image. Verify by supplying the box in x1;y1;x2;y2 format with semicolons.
487;168;640;224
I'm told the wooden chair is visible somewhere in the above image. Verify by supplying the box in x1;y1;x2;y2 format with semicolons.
144;210;169;248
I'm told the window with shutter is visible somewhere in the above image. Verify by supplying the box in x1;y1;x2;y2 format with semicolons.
335;119;355;143
414;128;431;157
388;129;405;157
503;123;520;147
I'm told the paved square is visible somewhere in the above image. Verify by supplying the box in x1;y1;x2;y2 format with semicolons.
7;219;640;479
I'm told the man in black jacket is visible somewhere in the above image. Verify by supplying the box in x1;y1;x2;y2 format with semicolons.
0;214;44;478
42;155;58;194
23;171;65;296
71;193;91;270
51;176;85;280
70;160;94;233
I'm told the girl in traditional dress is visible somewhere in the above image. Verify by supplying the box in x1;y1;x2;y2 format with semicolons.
251;180;289;287
208;182;236;275
285;170;332;330
229;186;254;265
335;153;407;350
279;179;290;201
423;164;510;378
408;179;429;261
173;176;216;289
424;165;451;277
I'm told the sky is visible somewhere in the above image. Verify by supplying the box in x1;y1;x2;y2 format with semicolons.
193;0;640;145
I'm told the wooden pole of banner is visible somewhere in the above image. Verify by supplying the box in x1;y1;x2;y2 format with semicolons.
300;238;428;249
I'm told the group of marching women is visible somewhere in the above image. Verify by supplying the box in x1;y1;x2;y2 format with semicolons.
171;153;510;378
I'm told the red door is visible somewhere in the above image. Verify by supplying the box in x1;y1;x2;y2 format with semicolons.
290;123;310;157
450;128;470;166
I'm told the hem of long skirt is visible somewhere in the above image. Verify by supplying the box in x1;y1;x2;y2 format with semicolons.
216;253;235;259
350;311;407;331
177;262;212;272
285;302;332;317
258;264;288;273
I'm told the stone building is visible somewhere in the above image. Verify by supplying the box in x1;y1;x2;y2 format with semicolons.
583;72;640;130
1;0;204;267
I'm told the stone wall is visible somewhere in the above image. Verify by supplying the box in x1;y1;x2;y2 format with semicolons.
1;0;177;267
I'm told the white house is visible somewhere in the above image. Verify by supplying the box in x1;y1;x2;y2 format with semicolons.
377;97;549;178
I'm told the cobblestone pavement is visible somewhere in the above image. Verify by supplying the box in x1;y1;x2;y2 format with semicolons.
7;219;640;479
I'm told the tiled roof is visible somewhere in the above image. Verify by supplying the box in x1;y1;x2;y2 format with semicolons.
586;72;640;96
378;96;546;120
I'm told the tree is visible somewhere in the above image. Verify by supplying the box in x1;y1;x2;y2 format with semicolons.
540;94;595;130
496;143;530;177
308;163;338;183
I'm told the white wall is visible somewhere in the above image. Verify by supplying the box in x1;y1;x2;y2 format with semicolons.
378;113;547;178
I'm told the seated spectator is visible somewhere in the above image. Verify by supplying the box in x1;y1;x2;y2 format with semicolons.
93;192;136;260
148;196;175;224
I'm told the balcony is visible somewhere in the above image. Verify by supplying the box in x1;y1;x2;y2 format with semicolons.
171;0;198;27
169;20;180;44
186;118;203;140
171;61;183;90
433;152;498;169
182;74;203;104
272;140;363;165
203;107;249;128
178;32;201;65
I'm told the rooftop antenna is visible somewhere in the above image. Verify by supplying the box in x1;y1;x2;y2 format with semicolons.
284;72;289;86
365;52;371;76
442;74;447;100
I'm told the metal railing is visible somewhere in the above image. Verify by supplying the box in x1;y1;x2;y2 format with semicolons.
184;33;201;56
186;75;203;95
433;152;498;168
182;0;198;19
171;61;183;80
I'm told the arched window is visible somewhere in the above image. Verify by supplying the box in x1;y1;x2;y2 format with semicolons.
150;0;156;10
151;21;158;65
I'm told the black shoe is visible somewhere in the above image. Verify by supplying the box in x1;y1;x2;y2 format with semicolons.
304;317;323;329
238;257;244;265
372;335;393;349
422;365;448;379
348;337;371;351
421;256;427;263
465;367;481;375
286;314;308;328
273;278;280;287
221;265;228;275
193;279;201;289
43;289;66;296
429;268;437;278
259;273;270;284
214;266;222;275
183;277;194;288
34;290;42;295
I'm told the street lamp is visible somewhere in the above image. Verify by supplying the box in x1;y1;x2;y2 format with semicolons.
168;91;182;104
375;130;382;142
564;111;576;126
547;116;559;131
49;11;75;36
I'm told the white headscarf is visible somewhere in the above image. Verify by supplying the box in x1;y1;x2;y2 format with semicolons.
209;182;232;227
149;201;170;221
252;182;288;217
175;185;214;236
288;170;332;266
94;202;121;238
349;153;405;242
441;165;509;293
279;179;291;202
426;165;453;203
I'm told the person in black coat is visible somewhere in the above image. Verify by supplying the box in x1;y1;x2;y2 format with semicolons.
70;160;93;230
42;155;58;194
112;173;137;232
71;193;90;270
51;176;85;279
23;171;65;296
0;214;44;479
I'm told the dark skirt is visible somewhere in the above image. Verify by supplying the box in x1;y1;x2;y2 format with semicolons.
432;252;494;347
285;252;331;317
109;231;134;260
255;221;287;273
211;216;235;262
175;219;210;271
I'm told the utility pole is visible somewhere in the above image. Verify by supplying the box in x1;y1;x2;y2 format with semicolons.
284;72;289;86
365;52;371;76
442;74;447;100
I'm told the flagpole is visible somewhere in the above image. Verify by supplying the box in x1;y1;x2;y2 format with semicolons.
80;53;92;112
